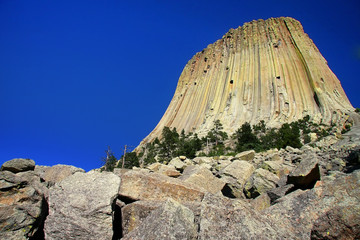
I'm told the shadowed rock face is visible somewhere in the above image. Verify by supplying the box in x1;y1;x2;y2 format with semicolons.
139;17;354;146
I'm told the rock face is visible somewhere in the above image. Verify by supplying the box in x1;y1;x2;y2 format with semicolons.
44;171;121;240
139;17;354;147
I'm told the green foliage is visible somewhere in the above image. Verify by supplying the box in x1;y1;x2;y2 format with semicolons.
120;152;139;169
205;120;228;146
158;127;179;162
355;108;360;113
233;122;259;152
102;147;117;172
275;123;302;149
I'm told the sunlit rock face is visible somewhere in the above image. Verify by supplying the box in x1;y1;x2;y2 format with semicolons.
141;17;354;145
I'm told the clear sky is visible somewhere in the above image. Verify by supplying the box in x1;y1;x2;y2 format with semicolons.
1;0;359;171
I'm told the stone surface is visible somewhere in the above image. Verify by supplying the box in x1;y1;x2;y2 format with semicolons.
234;150;255;161
158;164;181;177
310;205;360;240
119;170;205;202
0;171;47;239
1;158;35;173
219;160;254;198
138;17;354;149
244;168;280;198
36;164;85;186
168;157;187;171
264;170;360;239
121;200;162;236
198;193;294;239
287;153;320;189
44;171;121;240
122;199;197;240
179;165;225;194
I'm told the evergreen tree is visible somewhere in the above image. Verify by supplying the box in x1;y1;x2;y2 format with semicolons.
234;122;259;152
121;152;140;169
102;147;117;172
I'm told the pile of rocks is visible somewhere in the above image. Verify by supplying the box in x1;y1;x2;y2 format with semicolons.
0;132;359;239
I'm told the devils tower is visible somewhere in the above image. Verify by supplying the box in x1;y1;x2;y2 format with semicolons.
140;17;354;146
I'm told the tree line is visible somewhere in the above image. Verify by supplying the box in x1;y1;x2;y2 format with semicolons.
103;115;335;171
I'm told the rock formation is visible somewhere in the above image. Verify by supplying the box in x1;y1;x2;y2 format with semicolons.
140;17;354;147
1;124;359;239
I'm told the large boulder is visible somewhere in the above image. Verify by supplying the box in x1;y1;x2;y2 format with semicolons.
287;153;320;189
0;171;47;239
122;199;197;240
35;164;85;186
197;193;294;239
158;164;181;177
233;150;255;161
264;170;360;239
121;200;162;236
244;168;280;198
311;205;360;240
1;158;35;173
168;157;187;171
119;170;205;202
179;166;225;194
219;160;254;198
44;171;121;240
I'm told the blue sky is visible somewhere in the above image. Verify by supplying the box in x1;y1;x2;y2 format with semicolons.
1;0;359;171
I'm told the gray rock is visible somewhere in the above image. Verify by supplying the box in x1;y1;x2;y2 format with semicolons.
36;164;85;186
1;158;35;173
121;200;162;236
198;193;294;239
234;150;255;161
267;184;294;203
119;170;205;202
158;164;181;177
122;199;197;240
244;168;280;198
168;157;186;170
0;171;47;239
287;153;320;189
180;165;225;194
311;205;360;240
44;171;121;240
219;160;255;198
265;170;360;239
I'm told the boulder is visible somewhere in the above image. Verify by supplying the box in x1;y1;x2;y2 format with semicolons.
311;205;360;240
287;153;320;189
219;160;254;198
251;193;271;211
244;168;280;199
198;193;294;239
119;170;205;202
0;171;47;239
121;200;162;236
234;150;255;161
267;184;295;203
1;158;35;173
220;160;254;186
264;171;360;239
146;162;163;172
179;166;225;194
122;199;197;240
44;171;121;240
158;165;181;177
36;164;85;186
168;157;186;171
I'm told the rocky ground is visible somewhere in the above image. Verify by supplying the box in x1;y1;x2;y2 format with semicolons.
1;127;359;239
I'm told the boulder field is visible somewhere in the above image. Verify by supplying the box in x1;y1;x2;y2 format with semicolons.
1;129;359;239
